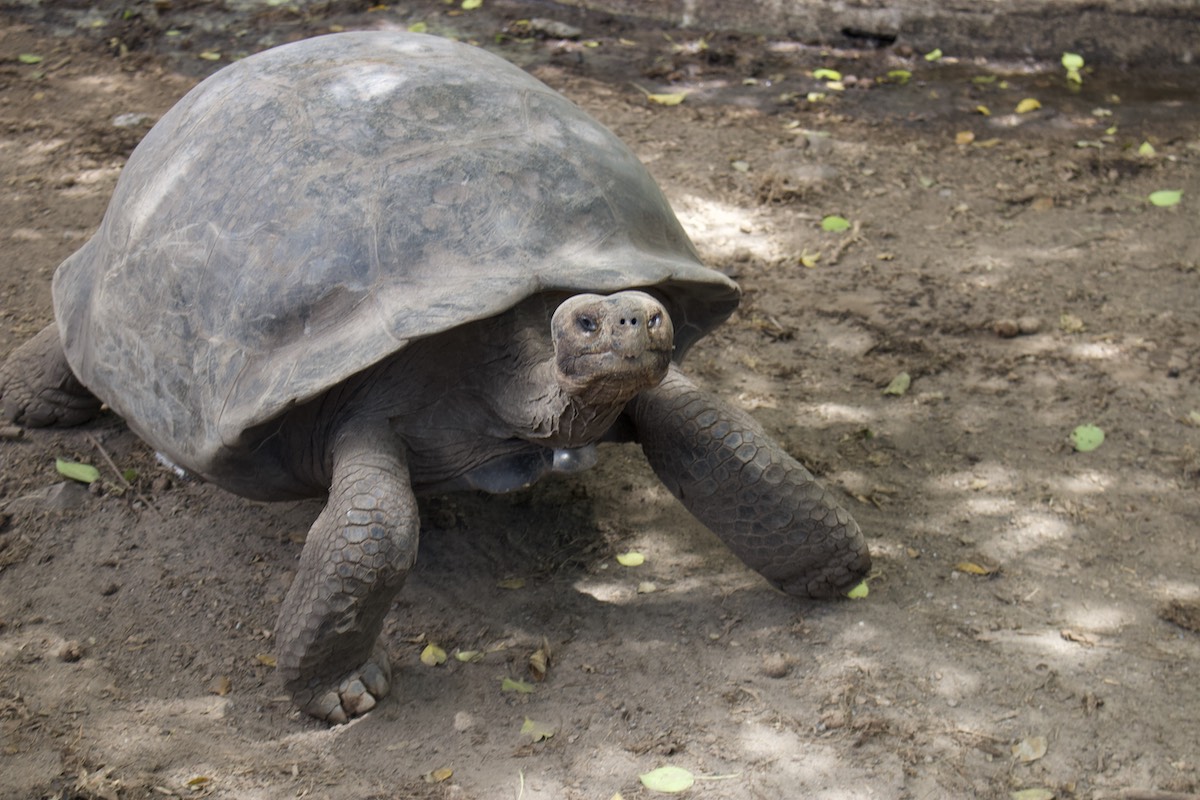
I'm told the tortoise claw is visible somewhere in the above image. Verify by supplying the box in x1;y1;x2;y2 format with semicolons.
294;645;391;725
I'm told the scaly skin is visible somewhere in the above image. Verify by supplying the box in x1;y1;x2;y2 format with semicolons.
0;323;101;427
631;365;870;598
274;423;417;724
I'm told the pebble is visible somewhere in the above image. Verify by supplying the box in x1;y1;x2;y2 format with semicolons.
58;640;84;662
994;316;1043;338
453;710;476;732
760;652;791;678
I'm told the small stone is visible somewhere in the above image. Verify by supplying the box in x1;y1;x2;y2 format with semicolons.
760;652;791;678
150;475;172;493
112;112;153;128
58;640;84;662
993;319;1019;338
453;711;476;732
1017;315;1043;335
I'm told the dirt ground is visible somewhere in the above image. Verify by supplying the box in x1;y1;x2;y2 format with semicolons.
2;2;1199;799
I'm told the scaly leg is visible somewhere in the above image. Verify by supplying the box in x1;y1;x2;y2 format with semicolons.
0;323;101;427
630;365;869;598
275;423;417;723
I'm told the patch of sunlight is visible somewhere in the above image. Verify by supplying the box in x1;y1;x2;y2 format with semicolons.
572;577;633;604
977;628;1106;663
991;511;1074;559
929;464;1021;493
962;495;1018;515
737;721;805;759
804;402;876;425
1060;602;1133;634
1065;341;1124;360
1048;470;1114;495
671;193;777;260
927;663;981;703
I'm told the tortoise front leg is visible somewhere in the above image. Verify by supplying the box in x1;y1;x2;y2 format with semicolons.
630;365;869;599
275;424;417;724
0;323;102;427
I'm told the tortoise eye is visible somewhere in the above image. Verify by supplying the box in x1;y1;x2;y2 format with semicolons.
647;313;662;330
577;315;598;333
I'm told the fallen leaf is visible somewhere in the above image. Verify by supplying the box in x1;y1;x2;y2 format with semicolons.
1059;313;1086;333
616;551;645;567
1060;628;1096;647
501;677;535;693
846;581;869;599
208;676;231;696
520;716;556;742
1138;141;1156;157
821;215;851;232
647;91;687;106
924;48;943;61
1012;736;1048;763
420;644;447;666
637;581;658;594
408;21;428;33
1069;424;1104;452
882;372;911;396
424;767;453;783
955;561;998;576
56;458;100;484
799;250;821;268
885;69;911;84
955;131;976;145
186;776;212;787
254;652;277;667
18;53;44;64
529;640;551;681
497;577;526;590
462;0;482;8
1011;790;1055;800
455;650;483;662
640;766;695;793
812;68;842;81
1148;189;1182;207
198;51;221;61
1015;97;1042;114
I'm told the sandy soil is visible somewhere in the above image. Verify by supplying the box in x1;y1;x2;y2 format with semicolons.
2;3;1198;799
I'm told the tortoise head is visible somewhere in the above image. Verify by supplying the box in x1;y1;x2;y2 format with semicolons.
551;291;675;405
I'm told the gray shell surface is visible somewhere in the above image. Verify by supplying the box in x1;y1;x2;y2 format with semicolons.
53;31;739;473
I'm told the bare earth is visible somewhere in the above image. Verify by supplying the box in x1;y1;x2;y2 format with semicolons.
1;3;1198;799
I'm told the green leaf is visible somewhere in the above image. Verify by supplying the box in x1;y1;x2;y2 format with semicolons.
520;717;556;742
821;215;851;232
408;21;428;33
1070;424;1104;452
122;468;139;483
462;0;482;8
924;48;943;61
639;766;695;793
812;68;842;81
1148;189;1182;207
615;551;645;567
886;69;911;84
1137;141;1156;157
882;372;911;396
1061;52;1084;71
501;677;535;694
18;53;44;64
56;458;100;484
846;581;869;599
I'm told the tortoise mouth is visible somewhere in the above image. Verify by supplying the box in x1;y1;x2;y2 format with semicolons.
552;291;675;403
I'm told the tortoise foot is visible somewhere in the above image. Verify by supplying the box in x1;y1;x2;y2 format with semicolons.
0;323;101;427
290;645;392;725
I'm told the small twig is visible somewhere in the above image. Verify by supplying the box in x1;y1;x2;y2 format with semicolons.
828;220;864;265
0;425;23;440
86;433;164;519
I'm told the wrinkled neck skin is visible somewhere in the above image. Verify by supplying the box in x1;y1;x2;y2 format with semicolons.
287;294;658;491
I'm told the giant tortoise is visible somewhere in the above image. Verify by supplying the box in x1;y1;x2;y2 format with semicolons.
0;31;870;723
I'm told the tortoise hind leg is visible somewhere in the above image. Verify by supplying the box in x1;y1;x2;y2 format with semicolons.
0;322;102;427
275;423;418;724
630;365;870;599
